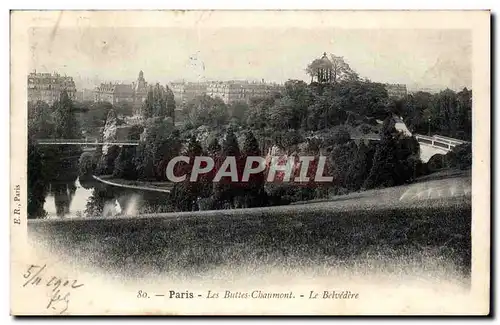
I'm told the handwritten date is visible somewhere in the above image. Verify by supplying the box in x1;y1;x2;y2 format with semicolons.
23;264;84;314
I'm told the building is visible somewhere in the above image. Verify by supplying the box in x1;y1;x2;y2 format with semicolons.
169;80;283;105
207;80;283;104
169;82;186;103
132;70;148;107
75;88;95;102
408;87;439;95
94;71;149;110
27;71;77;105
385;83;408;99
309;53;334;83
184;82;210;103
94;83;135;105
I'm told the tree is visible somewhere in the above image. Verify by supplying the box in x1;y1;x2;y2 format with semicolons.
228;101;249;125
27;139;48;219
241;130;267;207
84;187;116;218
455;88;472;140
345;142;376;191
46;91;82;217
364;117;420;189
398;88;472;141
400;91;433;133
97;109;120;175
326;125;351;146
333;80;389;118
327;141;357;192
393;134;421;182
113;146;137;180
429;89;458;137
129;125;144;141
79;101;113;136
28;101;53;139
213;128;243;208
171;136;207;211
78;152;95;178
141;84;174;120
134;119;181;180
363;117;398;189
269;96;296;129
445;143;472;170
183;95;229;128
246;93;279;129
306;53;359;84
328;54;359;83
283;80;313;128
222;128;241;157
165;85;176;122
114;101;134;117
207;137;221;155
99;145;120;175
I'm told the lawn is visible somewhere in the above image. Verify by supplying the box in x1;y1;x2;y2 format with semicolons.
29;174;471;283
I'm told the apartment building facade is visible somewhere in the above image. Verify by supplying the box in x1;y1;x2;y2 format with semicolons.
27;71;77;105
207;81;283;104
94;70;149;110
169;81;210;104
385;83;408;99
169;80;283;105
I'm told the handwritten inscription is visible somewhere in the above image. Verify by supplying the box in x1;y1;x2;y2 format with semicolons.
22;264;84;314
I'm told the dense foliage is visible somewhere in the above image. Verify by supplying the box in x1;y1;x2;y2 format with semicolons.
27;56;473;218
397;88;472;141
27;91;83;218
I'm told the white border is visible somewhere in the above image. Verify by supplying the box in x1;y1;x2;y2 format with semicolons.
2;0;497;323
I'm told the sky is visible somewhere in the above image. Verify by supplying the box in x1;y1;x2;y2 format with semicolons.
29;27;472;91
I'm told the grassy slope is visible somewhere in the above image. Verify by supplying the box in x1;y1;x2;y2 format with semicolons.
29;175;471;280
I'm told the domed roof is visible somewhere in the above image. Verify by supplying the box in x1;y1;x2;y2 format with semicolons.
319;52;332;65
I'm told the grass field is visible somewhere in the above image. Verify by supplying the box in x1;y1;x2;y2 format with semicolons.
29;175;471;283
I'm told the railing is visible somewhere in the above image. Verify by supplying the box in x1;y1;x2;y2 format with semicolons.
36;139;139;146
432;135;469;146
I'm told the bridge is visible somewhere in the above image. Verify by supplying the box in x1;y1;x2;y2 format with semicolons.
34;117;468;163
35;139;140;146
414;134;468;163
352;133;467;163
392;115;469;162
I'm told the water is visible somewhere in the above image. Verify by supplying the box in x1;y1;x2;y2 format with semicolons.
43;178;93;219
43;178;133;219
42;177;155;219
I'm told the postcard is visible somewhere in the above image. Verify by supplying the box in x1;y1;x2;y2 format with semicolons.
10;10;490;315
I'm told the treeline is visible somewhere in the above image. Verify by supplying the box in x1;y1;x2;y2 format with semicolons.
89;78;472;213
392;88;472;141
181;79;389;133
27;81;178;218
27;70;473;217
28;91;82;219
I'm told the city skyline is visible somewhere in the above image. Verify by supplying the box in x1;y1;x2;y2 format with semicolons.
29;27;472;92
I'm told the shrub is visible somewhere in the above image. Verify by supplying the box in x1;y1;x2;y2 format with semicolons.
446;143;472;170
